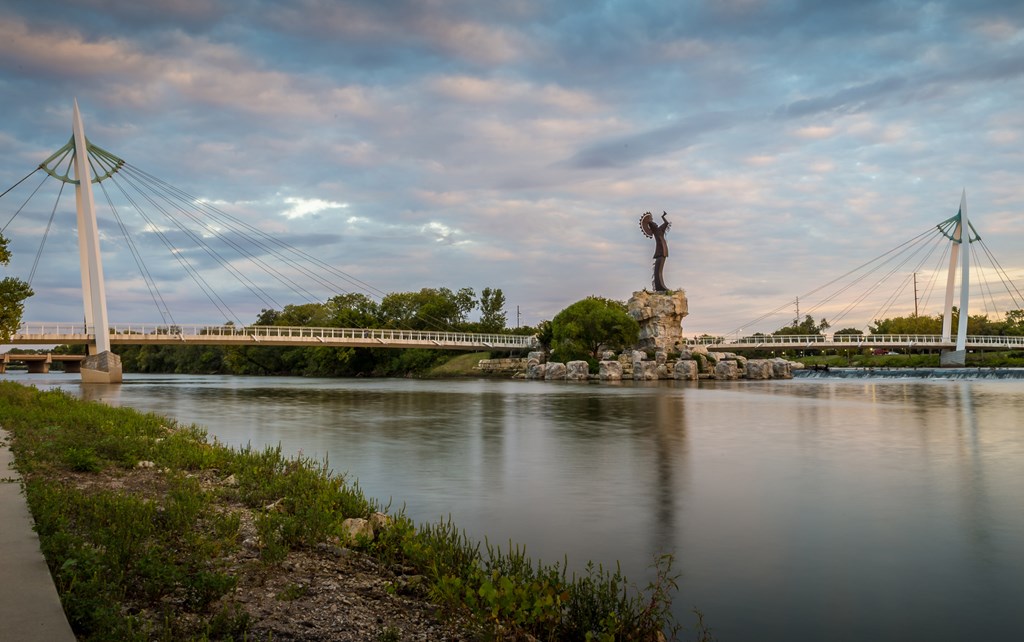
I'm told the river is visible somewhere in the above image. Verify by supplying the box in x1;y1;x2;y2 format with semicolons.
6;371;1024;641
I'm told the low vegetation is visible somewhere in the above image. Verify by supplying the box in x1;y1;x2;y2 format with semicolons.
1;382;699;641
794;350;1024;369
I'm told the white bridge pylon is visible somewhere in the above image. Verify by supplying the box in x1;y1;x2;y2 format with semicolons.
69;100;122;382
939;190;974;366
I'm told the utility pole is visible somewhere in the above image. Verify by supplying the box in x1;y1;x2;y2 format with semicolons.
794;297;800;326
516;305;521;328
913;272;919;316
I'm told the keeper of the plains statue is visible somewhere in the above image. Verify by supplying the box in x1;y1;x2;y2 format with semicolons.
639;211;671;291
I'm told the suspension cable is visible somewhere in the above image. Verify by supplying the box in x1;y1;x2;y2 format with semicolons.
97;180;175;326
112;171;278;315
28;182;65;285
107;171;242;324
1;171;50;233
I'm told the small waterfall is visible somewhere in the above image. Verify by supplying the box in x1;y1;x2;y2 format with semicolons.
794;367;1024;380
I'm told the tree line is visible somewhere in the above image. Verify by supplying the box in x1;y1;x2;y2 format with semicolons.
762;309;1024;339
101;287;530;377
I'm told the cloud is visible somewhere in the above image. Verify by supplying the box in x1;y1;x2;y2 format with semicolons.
3;0;1024;334
280;197;349;220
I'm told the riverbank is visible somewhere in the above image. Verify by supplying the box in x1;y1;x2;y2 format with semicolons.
0;381;688;641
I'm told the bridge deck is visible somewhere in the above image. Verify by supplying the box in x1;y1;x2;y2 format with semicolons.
11;323;537;351
690;334;1024;351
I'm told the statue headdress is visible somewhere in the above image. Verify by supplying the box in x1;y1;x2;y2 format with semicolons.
639;211;670;238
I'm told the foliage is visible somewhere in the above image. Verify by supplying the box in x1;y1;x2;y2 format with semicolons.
1;382;687;640
0;233;34;342
551;297;639;360
113;284;519;377
833;327;864;336
869;313;942;335
380;287;476;330
773;314;830;336
477;287;508;333
868;309;1024;336
797;349;1024;369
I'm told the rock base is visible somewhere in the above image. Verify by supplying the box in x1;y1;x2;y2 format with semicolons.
940;349;967;367
627;290;688;353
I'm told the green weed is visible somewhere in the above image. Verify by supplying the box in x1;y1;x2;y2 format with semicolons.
2;381;686;640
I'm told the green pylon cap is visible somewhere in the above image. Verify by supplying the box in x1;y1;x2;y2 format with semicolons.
39;135;125;184
936;208;980;243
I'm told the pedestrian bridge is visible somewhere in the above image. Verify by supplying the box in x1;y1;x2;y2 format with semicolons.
10;323;537;351
690;334;1024;351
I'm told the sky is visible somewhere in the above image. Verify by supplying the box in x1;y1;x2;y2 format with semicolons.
2;0;1023;337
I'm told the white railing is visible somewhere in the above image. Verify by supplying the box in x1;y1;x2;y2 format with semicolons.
13;322;538;350
687;334;1024;348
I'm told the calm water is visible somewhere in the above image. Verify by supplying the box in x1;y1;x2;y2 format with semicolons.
8;371;1024;641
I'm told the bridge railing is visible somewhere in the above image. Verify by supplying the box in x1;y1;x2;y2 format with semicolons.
686;333;1024;347
14;322;538;349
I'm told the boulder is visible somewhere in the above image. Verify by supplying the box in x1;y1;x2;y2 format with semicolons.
341;517;374;543
544;362;567;380
771;359;794;379
566;360;590;381
714;360;739;380
746;359;773;380
674;360;698;380
634;361;659;381
688;344;709;356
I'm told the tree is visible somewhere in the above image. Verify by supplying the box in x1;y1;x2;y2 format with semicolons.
324;293;380;328
0;233;33;342
551;296;639;360
834;327;864;336
1004;310;1024;336
380;287;476;330
870;314;941;335
477;287;507;332
773;314;830;336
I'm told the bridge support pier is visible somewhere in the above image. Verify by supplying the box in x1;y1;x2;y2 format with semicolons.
940;349;966;367
26;357;51;374
81;351;122;384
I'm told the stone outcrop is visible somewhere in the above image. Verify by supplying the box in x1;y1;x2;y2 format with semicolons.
566;361;590;381
544;362;567;380
475;357;529;375
521;348;797;382
634;361;659;381
714;360;739;380
746;359;773;380
627;290;688;352
674;360;698;380
599;360;623;380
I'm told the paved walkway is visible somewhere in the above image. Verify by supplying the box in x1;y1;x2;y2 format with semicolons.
0;429;76;641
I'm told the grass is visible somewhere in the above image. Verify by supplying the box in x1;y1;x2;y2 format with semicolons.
1;381;695;641
793;349;1024;369
425;351;492;377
